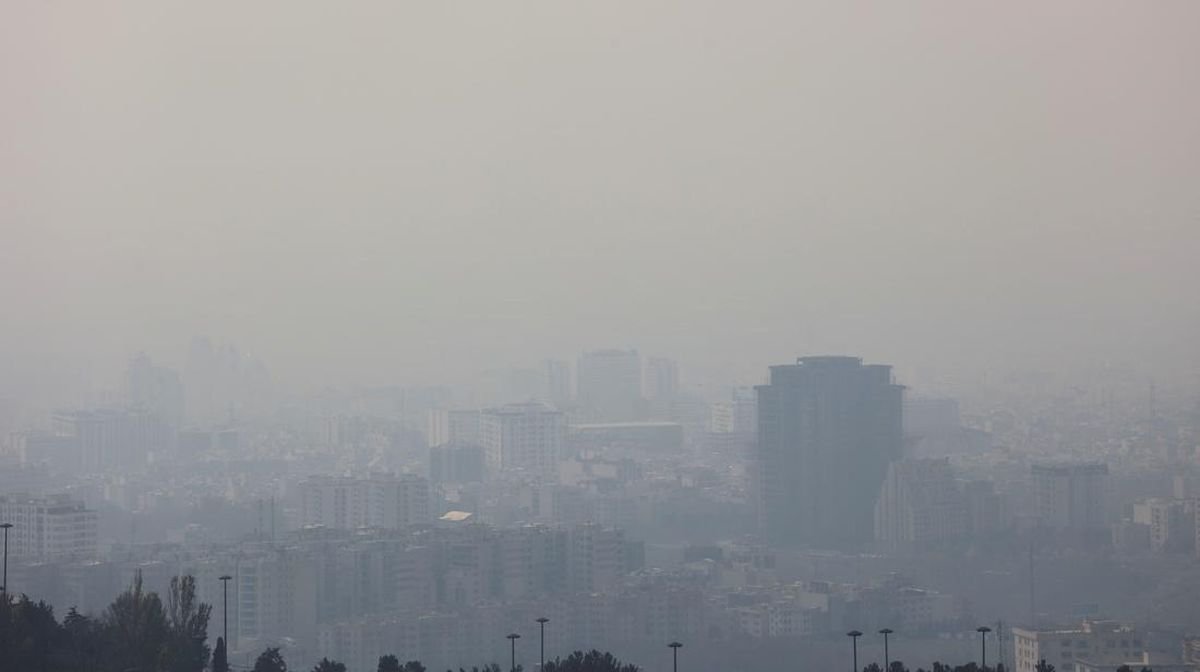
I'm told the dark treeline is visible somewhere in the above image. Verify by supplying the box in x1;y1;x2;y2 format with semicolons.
2;574;1157;672
0;572;647;672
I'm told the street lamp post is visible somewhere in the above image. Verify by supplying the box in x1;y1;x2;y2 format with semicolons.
219;575;232;650
536;617;550;672
879;629;893;672
0;523;12;597
977;626;992;671
668;642;682;672
507;633;521;672
847;631;863;672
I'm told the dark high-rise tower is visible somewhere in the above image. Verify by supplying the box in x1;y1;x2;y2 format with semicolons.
755;356;903;547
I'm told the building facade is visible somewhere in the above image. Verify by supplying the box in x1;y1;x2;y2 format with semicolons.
755;356;904;547
479;401;565;478
0;494;98;561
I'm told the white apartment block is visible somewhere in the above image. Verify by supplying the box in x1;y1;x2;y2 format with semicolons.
0;494;97;561
479;401;565;477
298;474;430;530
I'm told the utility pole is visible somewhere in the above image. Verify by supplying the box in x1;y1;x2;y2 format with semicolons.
1;523;12;596
219;575;232;650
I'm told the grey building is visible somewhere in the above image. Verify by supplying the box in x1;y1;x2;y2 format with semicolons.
755;356;904;547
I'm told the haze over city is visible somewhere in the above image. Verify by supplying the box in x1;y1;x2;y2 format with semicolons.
1;3;1199;672
3;1;1198;398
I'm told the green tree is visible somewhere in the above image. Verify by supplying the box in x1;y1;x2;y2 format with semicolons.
404;661;429;672
378;655;402;672
313;658;348;672
165;575;212;672
254;647;290;672
890;662;911;672
212;636;230;672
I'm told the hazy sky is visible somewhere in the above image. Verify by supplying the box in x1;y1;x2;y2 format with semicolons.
3;1;1198;396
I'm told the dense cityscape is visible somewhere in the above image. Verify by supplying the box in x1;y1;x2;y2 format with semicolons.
4;2;1199;672
2;347;1199;672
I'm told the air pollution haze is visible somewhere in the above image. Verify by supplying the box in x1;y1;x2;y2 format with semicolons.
2;5;1200;672
3;1;1198;395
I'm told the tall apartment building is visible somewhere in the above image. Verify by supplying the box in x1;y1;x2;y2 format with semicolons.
0;494;98;560
479;401;565;477
298;474;430;530
1031;463;1111;532
577;349;642;422
427;409;482;448
1012;620;1145;672
755;356;904;547
874;458;965;550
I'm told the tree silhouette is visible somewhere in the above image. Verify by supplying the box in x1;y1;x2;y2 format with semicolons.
254;646;290;672
1035;661;1055;672
104;571;171;672
313;658;348;672
543;650;640;672
166;575;212;672
213;636;230;672
379;654;403;672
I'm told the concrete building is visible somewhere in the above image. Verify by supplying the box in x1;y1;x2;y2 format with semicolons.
479;401;565;477
1032;463;1111;532
427;409;482;448
1132;498;1197;554
577;349;642;422
429;441;486;484
298;474;430;530
874;458;965;550
1012;621;1145;672
755;356;904;547
52;408;172;470
0;494;97;561
643;356;679;402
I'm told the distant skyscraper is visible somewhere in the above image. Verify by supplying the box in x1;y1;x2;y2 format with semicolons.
543;359;572;407
755;356;904;547
577;349;641;422
126;353;185;428
479;401;565;477
1031;463;1110;532
643;356;679;401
